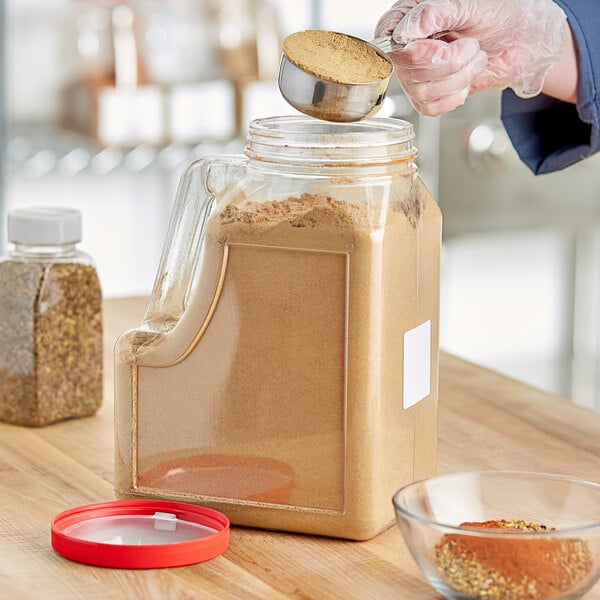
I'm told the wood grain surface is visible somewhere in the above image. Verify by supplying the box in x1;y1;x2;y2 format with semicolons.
0;296;599;599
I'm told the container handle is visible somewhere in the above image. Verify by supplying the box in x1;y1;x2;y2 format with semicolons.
143;155;247;327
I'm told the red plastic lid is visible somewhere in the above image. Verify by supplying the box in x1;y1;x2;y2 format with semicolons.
51;500;229;569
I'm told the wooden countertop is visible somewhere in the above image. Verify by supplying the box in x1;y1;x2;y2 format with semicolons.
1;296;599;599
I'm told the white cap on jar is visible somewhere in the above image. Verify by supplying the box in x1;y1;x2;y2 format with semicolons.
7;207;82;245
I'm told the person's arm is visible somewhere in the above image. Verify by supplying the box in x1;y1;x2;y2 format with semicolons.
501;0;600;174
542;23;578;104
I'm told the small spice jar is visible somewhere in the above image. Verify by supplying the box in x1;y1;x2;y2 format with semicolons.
0;207;103;426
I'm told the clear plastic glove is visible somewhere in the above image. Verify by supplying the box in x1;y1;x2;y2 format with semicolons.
375;0;567;116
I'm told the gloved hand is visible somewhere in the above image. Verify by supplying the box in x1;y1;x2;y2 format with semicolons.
375;0;567;116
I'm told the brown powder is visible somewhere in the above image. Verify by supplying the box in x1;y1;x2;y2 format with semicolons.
220;193;369;228
0;261;103;426
115;183;440;540
282;30;392;84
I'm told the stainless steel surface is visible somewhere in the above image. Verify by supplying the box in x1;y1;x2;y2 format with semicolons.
438;92;600;237
278;35;392;123
438;90;600;411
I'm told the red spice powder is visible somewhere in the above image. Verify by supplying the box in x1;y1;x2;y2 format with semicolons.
435;519;593;600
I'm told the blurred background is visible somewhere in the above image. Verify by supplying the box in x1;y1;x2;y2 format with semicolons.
1;0;600;412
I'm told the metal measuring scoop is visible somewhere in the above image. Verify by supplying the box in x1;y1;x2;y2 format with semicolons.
278;32;445;123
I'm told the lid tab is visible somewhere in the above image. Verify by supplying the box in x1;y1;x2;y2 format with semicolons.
153;511;178;531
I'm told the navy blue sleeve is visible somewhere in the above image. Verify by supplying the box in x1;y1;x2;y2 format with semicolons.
500;0;600;174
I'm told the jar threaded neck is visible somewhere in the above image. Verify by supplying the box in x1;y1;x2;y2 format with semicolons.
245;116;417;167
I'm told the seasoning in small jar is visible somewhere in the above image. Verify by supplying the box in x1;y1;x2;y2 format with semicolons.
0;207;103;426
435;519;593;600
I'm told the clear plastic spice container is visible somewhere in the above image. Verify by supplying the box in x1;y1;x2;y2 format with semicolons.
115;116;441;540
0;207;103;426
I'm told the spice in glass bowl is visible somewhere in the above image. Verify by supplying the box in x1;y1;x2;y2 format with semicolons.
435;519;593;600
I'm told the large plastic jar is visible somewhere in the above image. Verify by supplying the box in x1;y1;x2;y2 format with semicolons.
115;116;441;540
0;207;103;426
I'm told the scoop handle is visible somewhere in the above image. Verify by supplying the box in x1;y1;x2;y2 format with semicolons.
371;31;449;54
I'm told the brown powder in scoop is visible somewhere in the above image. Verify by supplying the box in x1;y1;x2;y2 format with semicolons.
282;30;392;84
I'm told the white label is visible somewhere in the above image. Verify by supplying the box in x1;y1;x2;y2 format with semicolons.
403;320;431;409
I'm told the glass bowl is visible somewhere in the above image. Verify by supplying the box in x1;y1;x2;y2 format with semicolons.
392;472;600;600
